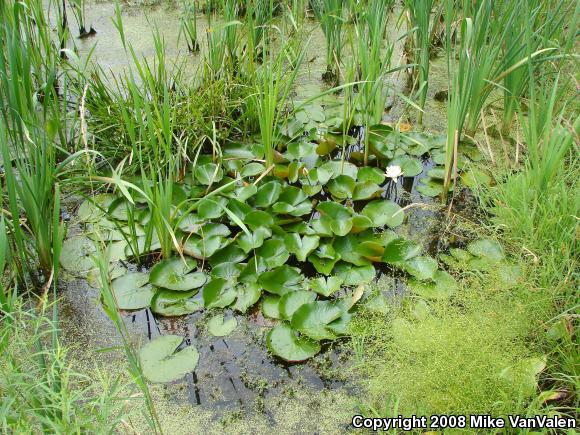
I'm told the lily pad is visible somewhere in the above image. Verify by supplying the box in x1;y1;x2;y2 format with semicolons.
382;238;422;264
408;270;457;299
60;236;97;274
258;265;303;296
202;278;237;308
195;162;224;185
207;314;238;337
237;227;272;253
403;255;438;281
352;182;382;201
361;200;404;228
140;335;199;383
279;290;317;320
334;263;376;286
262;294;282;319
467;239;504;263
327;175;356;200
317;202;354;236
309;276;344;297
266;324;321;362
389;155;423;177
151;289;203;316
111;272;156;310
183;235;224;259
291;300;344;341
255;181;283;208
357;166;386;184
149;257;207;291
284;234;320;262
77;194;116;222
232;283;262;313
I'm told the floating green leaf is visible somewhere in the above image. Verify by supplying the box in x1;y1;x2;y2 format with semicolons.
266;324;321;362
151;289;203;316
237;227;272;253
334;263;376;286
111;272;156;310
309;276;344;297
258;265;303;296
291;300;344;341
60;236;96;274
232;283;262;313
255;181;283;208
195;162;223;185
408;270;458;299
207;314;238;337
140;335;199;383
149;257;207;291
284;234;320;262
361;200;404;228
404;255;438;281
203;278;237;308
262;294;282;319
279;290;317;320
327;175;356;200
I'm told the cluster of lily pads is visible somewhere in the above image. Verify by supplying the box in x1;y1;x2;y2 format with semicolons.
61;127;490;368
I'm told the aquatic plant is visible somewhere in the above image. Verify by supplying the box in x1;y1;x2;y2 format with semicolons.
180;0;200;52
404;0;438;126
355;0;395;164
311;0;345;83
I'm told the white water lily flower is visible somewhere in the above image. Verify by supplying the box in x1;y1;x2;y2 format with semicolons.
385;165;403;182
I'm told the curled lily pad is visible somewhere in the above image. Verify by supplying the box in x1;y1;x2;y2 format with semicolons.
149;257;207;291
207;314;238;337
382;238;422;264
151;289;203;316
232;283;262;313
334;263;376;286
209;245;247;267
291;300;344;341
183;235;224;259
111;272;156;310
404;255;438;281
460;168;492;189
266;324;321;362
408;270;457;299
284;234;320;262
203;278;237;308
195;162;223;185
241;162;266;177
279;290;317;320
60;236;96;275
254;181;283;208
417;177;452;197
327;175;356;200
361;200;404;228
211;262;244;284
140;335;199;383
272;186;312;216
309;276;344;297
258;265;303;296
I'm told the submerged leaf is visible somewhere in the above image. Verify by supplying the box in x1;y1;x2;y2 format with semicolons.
207;314;238;337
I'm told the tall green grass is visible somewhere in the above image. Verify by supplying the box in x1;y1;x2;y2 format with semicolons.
311;0;344;83
404;0;437;126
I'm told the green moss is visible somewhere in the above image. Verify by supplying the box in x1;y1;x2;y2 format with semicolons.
350;263;549;417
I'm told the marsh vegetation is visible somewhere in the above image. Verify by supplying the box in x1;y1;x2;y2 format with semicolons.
0;0;578;432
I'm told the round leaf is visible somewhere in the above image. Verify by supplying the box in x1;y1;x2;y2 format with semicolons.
140;335;199;383
266;324;321;362
207;314;238;337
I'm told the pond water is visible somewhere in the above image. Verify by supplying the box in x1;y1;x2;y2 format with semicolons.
56;1;472;430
